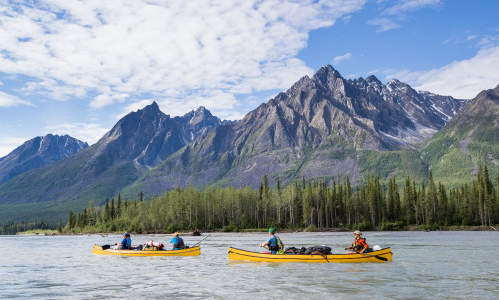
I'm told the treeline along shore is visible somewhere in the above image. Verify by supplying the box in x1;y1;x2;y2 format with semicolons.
1;166;497;235
59;166;498;234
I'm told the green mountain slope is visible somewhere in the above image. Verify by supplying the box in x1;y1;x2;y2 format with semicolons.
421;85;499;184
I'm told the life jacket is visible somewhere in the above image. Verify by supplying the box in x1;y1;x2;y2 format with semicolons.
352;237;368;251
174;237;185;249
269;236;283;252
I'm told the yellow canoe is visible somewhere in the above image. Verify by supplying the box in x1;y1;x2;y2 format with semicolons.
93;244;201;256
228;247;392;263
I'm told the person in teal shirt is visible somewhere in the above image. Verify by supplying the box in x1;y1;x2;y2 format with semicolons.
169;232;185;250
117;232;132;249
260;228;284;254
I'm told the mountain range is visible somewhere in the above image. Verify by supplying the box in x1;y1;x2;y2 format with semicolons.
0;65;497;223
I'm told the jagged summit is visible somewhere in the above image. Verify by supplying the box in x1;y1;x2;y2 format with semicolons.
366;74;382;84
148;100;160;110
274;65;468;145
0;134;88;184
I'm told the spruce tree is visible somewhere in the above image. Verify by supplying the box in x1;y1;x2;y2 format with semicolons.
57;219;62;233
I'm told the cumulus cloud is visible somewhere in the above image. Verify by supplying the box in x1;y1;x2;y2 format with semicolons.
367;18;399;32
368;0;439;32
0;90;33;107
0;0;366;117
333;52;353;64
90;92;129;109
44;122;110;145
0;136;29;157
387;47;499;99
383;0;440;16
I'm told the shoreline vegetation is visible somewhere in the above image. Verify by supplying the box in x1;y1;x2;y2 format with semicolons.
10;225;498;236
2;167;498;236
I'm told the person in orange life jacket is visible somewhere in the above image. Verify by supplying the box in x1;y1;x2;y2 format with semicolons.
260;228;283;254
170;232;185;250
117;232;132;250
345;230;369;253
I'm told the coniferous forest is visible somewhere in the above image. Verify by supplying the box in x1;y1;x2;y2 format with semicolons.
60;165;498;234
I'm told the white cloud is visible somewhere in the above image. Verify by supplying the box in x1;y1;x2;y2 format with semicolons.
368;0;440;32
0;0;366;116
44;122;110;145
384;0;440;16
387;47;499;99
478;34;499;48
0;90;33;107
333;52;353;64
0;136;29;157
90;93;129;109
367;18;400;32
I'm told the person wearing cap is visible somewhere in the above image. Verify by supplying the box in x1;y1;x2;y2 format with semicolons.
169;232;185;250
117;232;132;250
260;228;284;254
345;230;369;254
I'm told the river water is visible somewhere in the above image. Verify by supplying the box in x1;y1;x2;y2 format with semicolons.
0;231;497;299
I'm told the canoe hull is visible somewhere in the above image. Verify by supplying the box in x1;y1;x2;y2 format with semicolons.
93;244;200;256
228;247;392;263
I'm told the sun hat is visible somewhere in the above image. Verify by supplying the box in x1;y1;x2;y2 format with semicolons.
353;230;362;235
268;227;276;234
173;232;179;237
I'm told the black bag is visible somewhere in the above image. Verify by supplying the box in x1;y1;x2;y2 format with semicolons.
305;246;332;255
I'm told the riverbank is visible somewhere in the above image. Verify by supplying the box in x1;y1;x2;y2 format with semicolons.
16;229;58;235
9;224;494;236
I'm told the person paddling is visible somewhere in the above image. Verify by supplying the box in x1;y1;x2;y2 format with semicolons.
345;230;369;254
260;227;284;254
170;232;185;250
117;232;132;250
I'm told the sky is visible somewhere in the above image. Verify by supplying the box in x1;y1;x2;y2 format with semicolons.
0;0;498;156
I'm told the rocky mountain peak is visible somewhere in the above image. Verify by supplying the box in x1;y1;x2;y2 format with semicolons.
313;64;343;84
190;106;214;122
145;101;160;111
312;64;347;99
0;134;88;184
366;75;382;85
386;79;410;90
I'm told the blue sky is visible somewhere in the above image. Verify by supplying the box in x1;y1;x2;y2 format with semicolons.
0;0;498;156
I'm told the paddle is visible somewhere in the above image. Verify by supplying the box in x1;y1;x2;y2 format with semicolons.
190;235;210;248
359;252;388;261
374;255;387;261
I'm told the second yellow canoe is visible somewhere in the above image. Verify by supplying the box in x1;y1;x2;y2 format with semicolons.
228;247;392;263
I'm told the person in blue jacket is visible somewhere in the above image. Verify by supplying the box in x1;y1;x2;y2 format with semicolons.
260;228;284;254
170;232;185;250
118;232;132;249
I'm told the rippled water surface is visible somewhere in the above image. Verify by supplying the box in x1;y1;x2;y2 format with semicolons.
1;231;498;299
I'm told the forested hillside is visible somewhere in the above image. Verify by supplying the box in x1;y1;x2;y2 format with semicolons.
63;166;498;233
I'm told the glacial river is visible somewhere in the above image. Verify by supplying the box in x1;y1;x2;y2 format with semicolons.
1;231;498;299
